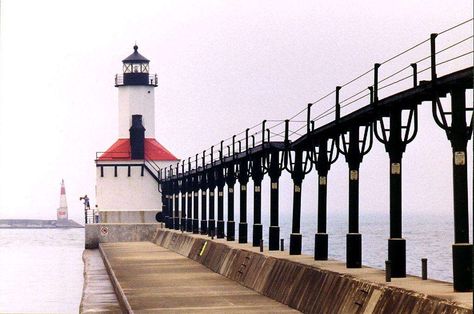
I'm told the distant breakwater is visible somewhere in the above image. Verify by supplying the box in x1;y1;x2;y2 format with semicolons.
0;219;83;229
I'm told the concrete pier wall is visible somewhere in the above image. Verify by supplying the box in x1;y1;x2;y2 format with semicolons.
99;210;159;223
85;223;160;249
85;225;471;313
151;230;471;314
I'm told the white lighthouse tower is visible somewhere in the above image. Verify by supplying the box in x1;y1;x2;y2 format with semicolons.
57;179;68;222
95;45;178;223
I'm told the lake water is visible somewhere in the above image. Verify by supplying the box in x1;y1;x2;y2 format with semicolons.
243;210;459;282
0;228;84;313
0;213;463;312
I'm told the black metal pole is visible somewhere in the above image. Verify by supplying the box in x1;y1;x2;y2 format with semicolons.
170;187;175;229
174;184;180;230
193;186;199;234
290;150;303;255
208;183;216;237
181;187;187;232
227;182;235;241
167;189;173;229
201;186;208;234
253;181;263;246
163;182;169;228
422;258;428;280
430;31;471;289
450;87;472;292
387;109;406;278
161;181;167;227
252;156;264;247
238;161;249;243
166;180;173;229
217;173;225;238
161;183;168;227
268;150;281;251
239;183;248;243
167;193;173;229
315;140;329;260
187;185;193;232
226;164;236;241
346;127;362;268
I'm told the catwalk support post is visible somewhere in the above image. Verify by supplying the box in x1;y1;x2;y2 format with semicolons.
207;176;216;236
186;159;193;232
251;154;264;246
433;88;472;291
315;141;329;260
374;61;418;277
282;119;313;255
216;163;225;238
237;156;249;243
174;163;181;230
289;149;304;255
430;33;472;291
181;163;188;232
225;159;236;241
161;173;170;228
192;155;200;234
314;138;338;260
267;148;283;251
339;124;372;268
199;151;208;234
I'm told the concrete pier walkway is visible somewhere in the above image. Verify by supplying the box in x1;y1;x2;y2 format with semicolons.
99;241;298;313
83;225;472;313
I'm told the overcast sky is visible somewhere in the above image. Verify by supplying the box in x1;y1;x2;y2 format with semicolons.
0;0;472;226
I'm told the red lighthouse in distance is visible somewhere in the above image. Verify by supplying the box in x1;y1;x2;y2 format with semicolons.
95;45;178;223
57;179;68;221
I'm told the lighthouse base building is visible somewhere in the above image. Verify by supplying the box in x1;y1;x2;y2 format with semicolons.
96;135;177;223
95;46;178;223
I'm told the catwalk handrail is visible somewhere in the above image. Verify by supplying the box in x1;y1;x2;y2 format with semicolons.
160;19;473;180
161;66;472;181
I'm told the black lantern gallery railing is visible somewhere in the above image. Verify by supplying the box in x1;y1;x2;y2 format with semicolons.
115;73;158;87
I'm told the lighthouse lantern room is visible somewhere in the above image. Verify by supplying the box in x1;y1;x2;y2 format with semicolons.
96;45;178;223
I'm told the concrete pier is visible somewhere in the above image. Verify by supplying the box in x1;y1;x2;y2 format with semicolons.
99;241;297;313
83;225;472;313
152;229;472;313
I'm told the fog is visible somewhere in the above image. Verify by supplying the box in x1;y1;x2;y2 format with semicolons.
0;0;472;229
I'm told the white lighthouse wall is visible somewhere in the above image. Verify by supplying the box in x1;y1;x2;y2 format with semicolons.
96;163;161;223
57;191;68;221
118;86;155;138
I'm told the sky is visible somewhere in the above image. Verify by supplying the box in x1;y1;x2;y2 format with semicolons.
0;0;472;227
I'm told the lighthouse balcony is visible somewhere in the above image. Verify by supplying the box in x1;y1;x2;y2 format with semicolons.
115;73;158;87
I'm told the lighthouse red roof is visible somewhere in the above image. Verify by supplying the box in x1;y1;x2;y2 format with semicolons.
98;138;178;161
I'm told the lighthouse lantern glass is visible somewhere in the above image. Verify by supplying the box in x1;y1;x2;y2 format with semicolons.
123;63;149;73
123;62;149;74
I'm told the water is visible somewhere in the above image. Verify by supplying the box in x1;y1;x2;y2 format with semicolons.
239;210;458;283
0;214;461;312
0;228;84;313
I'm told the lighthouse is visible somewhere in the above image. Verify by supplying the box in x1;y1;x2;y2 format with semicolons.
95;45;178;223
57;179;68;222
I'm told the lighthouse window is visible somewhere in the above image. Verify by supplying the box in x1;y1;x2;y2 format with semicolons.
123;62;148;73
123;63;132;73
